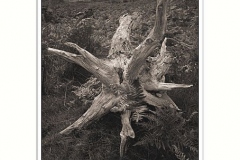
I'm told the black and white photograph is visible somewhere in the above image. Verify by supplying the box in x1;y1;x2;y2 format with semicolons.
41;0;199;159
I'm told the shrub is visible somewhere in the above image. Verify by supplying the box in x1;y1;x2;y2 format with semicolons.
42;18;101;95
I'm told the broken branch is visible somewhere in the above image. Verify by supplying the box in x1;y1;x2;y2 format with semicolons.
143;81;193;91
126;0;168;83
60;90;121;135
48;44;119;85
142;89;180;110
120;110;135;158
108;14;133;59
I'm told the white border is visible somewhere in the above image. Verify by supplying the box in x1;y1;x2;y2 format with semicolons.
203;0;240;159
1;0;36;159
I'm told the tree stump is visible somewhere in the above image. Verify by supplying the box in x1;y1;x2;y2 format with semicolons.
47;0;193;158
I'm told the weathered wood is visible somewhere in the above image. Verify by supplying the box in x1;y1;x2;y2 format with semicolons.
142;89;180;110
138;37;170;85
106;13;142;155
140;38;193;91
149;38;173;82
120;110;134;158
126;0;168;83
108;14;133;59
143;81;193;91
107;12;141;77
60;89;121;135
48;43;119;86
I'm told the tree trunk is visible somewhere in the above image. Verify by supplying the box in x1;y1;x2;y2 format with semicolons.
47;0;192;158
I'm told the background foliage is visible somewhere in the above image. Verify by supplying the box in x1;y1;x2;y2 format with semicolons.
42;0;199;159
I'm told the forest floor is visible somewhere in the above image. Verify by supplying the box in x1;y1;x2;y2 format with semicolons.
42;0;199;159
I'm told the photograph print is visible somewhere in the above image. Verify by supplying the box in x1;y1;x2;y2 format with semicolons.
41;0;199;159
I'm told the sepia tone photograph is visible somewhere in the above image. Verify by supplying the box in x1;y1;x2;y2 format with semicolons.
41;0;199;159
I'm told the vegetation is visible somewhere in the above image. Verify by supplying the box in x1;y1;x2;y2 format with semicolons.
42;0;199;159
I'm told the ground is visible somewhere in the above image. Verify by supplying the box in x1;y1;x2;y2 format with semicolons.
41;0;199;159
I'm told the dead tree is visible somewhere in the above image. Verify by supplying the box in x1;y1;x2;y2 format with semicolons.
48;0;192;158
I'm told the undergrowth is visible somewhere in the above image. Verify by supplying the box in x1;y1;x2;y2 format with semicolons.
133;106;198;160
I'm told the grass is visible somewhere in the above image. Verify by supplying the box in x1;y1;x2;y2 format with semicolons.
42;0;199;159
